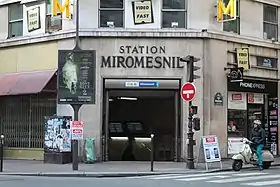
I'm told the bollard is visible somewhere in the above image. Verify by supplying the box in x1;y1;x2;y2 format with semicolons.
0;135;4;172
150;134;154;172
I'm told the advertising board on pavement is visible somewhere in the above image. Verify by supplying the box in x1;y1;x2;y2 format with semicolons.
201;135;221;163
71;121;84;140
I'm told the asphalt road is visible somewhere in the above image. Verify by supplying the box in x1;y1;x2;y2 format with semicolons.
1;166;280;187
124;166;280;186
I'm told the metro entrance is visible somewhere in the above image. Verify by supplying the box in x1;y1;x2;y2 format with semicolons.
102;79;181;161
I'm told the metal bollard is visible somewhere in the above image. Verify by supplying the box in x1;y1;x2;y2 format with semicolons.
150;134;154;172
0;135;4;172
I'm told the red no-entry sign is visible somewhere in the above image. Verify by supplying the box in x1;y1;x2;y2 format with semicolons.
181;83;196;101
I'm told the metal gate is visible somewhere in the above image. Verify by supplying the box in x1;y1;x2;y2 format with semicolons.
0;93;56;148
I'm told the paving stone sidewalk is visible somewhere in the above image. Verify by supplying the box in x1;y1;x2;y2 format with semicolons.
0;158;279;177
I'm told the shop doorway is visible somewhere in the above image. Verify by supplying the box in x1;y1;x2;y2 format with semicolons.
102;79;181;162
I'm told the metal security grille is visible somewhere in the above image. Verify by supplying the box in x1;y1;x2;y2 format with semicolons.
0;94;56;148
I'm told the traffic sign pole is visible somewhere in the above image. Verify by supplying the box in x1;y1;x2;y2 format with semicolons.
180;55;201;170
71;104;82;171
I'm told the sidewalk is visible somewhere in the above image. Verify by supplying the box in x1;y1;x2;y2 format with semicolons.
0;158;280;177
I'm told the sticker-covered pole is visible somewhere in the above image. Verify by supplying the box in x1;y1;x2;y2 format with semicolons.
71;104;82;171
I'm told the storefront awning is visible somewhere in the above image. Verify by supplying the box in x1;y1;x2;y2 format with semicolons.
0;69;56;96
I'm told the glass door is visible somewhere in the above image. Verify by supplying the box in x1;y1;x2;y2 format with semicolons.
247;105;264;138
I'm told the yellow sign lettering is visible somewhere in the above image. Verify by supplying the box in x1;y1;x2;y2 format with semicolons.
217;0;236;22
52;0;70;18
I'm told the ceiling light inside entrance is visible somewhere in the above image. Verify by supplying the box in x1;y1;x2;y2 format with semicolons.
117;97;138;100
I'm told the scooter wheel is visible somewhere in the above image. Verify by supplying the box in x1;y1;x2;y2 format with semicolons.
232;160;243;171
262;162;271;169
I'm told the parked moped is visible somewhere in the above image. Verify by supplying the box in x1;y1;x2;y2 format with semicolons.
232;138;274;171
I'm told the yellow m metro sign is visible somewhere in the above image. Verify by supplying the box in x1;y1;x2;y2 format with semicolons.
52;0;71;18
217;0;237;22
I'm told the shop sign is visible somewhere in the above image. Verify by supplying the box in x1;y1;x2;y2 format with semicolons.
214;92;223;106
228;92;247;110
200;136;221;163
217;0;237;22
57;50;96;104
101;45;184;69
52;0;71;18
27;7;40;32
132;0;154;25
256;56;277;69
236;48;250;70
239;82;265;90
228;67;243;82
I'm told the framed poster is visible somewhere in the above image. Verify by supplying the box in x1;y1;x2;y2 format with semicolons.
57;50;96;104
132;0;154;24
201;136;221;162
27;7;41;32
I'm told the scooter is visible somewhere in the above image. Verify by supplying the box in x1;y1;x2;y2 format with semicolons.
232;138;274;171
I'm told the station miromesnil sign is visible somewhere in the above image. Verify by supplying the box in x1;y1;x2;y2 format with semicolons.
217;0;237;22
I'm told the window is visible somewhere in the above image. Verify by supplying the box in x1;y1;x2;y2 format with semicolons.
99;0;124;27
263;4;278;40
162;0;186;28
8;3;23;38
223;0;240;34
46;0;62;32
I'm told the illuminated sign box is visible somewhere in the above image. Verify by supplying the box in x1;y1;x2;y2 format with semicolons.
52;0;71;18
217;0;236;22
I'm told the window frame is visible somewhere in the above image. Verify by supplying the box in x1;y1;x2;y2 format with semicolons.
45;0;62;32
223;0;240;34
98;0;125;28
161;0;187;28
263;4;278;40
8;3;23;38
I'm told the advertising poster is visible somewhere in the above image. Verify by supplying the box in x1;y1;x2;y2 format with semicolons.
132;0;154;24
228;137;243;154
202;136;221;162
228;92;247;110
268;97;278;155
27;6;40;32
44;116;72;152
57;50;96;104
71;121;84;140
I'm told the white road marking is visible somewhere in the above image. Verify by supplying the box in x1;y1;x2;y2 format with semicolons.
233;172;269;176
208;174;280;183
125;174;180;179
177;175;229;182
241;179;280;186
152;172;235;180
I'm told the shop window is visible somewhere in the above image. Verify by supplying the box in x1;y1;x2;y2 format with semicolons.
162;0;186;28
228;110;247;137
46;0;62;32
99;0;124;28
8;3;23;38
263;4;278;40
223;0;240;34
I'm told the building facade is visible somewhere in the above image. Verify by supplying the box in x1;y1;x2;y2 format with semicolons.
0;0;280;161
